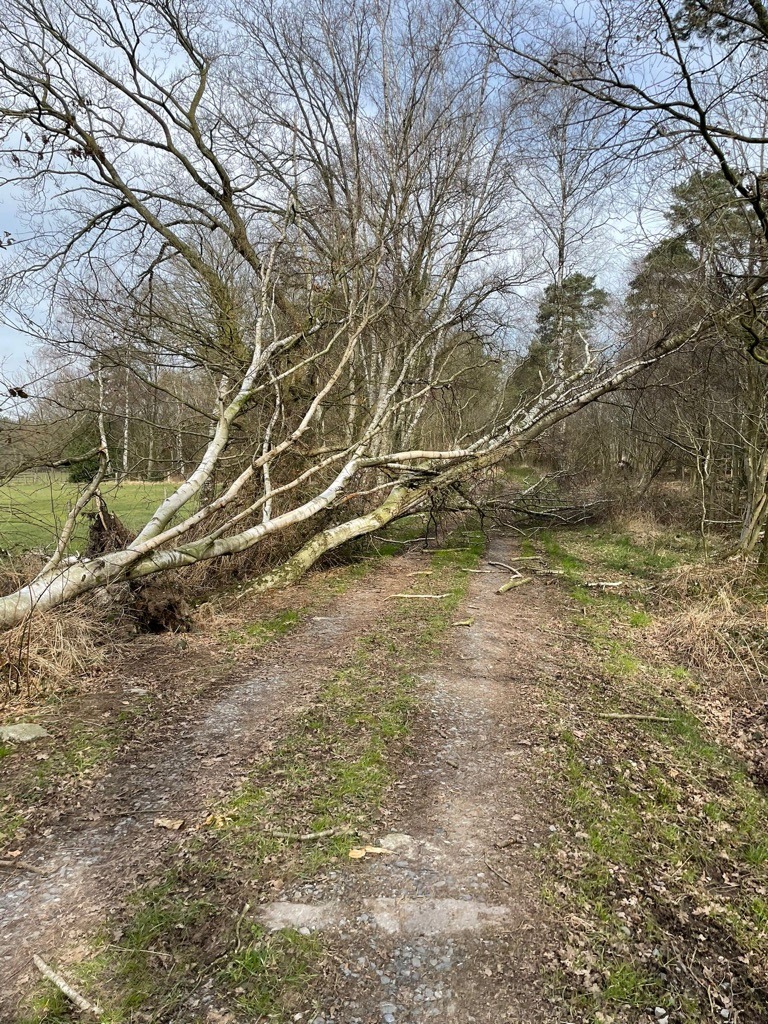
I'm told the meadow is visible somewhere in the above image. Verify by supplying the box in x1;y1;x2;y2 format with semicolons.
0;478;175;553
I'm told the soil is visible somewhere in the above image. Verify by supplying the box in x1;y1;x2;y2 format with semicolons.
0;536;573;1022
274;534;569;1024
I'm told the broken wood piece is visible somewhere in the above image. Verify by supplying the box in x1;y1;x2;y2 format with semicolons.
405;570;433;577
483;852;515;888
33;954;102;1017
389;593;449;600
107;944;174;959
596;713;674;722
459;568;493;573
451;618;474;627
497;577;531;594
583;581;624;588
487;560;522;573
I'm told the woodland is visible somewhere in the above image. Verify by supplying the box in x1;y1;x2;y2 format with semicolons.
1;2;768;1023
0;0;765;624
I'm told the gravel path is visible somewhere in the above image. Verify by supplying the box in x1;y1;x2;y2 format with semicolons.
0;557;419;1018
258;534;568;1023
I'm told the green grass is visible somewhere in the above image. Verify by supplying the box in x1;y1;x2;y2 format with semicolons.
20;528;485;1022
537;524;768;1021
221;925;322;1018
0;479;175;552
539;531;586;581
225;609;302;648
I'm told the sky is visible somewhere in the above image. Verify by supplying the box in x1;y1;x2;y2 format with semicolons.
0;186;30;379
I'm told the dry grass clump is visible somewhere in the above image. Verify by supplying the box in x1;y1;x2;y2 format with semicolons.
655;560;768;682
0;605;120;705
617;512;669;547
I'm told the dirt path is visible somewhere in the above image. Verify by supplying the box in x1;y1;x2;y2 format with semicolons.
0;555;427;1016
1;535;572;1021
259;535;570;1023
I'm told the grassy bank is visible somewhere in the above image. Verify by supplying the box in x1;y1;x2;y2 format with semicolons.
535;525;768;1023
0;480;174;552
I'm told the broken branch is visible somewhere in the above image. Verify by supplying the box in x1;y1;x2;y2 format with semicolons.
596;713;674;722
0;859;50;876
33;954;102;1017
271;827;348;841
497;577;532;594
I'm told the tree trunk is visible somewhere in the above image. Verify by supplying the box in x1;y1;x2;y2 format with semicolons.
97;365;112;476
253;485;413;591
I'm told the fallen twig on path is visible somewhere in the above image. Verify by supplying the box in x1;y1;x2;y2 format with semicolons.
107;944;174;959
271;827;348;841
405;570;433;577
0;859;50;876
487;560;523;573
388;593;449;600
33;954;102;1017
497;577;531;594
484;852;515;888
541;627;587;643
234;901;252;953
451;618;474;627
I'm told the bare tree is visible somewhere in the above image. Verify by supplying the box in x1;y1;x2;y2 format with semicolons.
0;0;727;627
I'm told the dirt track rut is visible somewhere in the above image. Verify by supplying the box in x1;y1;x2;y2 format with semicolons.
1;535;570;1021
259;535;567;1023
0;558;420;1015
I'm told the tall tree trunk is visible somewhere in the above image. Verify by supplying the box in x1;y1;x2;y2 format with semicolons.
97;364;112;476
121;374;129;481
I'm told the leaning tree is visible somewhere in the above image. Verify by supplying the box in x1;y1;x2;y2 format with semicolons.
0;0;749;626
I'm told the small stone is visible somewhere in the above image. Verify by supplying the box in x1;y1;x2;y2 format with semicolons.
720;1011;731;1021
654;1011;667;1021
0;723;50;743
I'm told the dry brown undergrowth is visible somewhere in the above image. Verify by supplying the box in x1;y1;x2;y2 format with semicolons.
655;560;768;689
0;606;119;707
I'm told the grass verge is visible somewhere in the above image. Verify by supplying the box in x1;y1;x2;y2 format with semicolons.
535;526;768;1023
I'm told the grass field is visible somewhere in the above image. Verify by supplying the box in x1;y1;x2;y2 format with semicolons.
0;479;175;553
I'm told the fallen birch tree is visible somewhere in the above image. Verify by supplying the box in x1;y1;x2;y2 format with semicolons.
0;0;763;628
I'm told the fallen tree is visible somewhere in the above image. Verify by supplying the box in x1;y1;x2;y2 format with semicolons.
0;0;763;628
